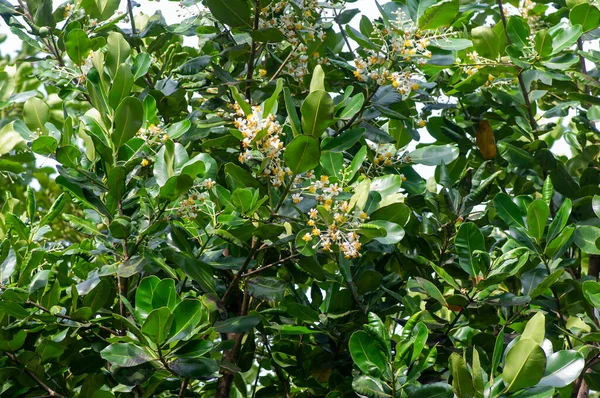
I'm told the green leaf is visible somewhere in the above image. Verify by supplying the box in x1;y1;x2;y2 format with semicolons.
100;343;153;367
283;135;320;174
170;357;220;379
39;193;68;227
502;339;546;391
494;193;525;228
214;315;261;333
521;312;545;344
263;78;283;116
434;38;473;51
112;96;143;148
0;122;24;155
309;64;326;93
551;24;582;55
284;87;301;136
135;276;160;321
142;307;174;345
409;145;459;166
174;55;212;75
349;330;390;379
527;200;549;242
109;64;134;109
455;222;486;277
168;299;204;343
247;277;286;301
80;0;121;22
538;350;585;388
205;0;251;28
23;97;49;133
152;278;180;311
31;136;57;155
338;93;364;120
530;269;563;299
249;27;285;42
106;32;130;77
569;3;600;32
471;26;499;59
230;85;252;116
132;52;151;81
547;198;571;243
449;353;474;398
534;30;552;58
0;248;16;285
408;383;453;398
301;90;334;136
66;29;91;65
582;280;600;309
415;277;447;306
574;225;600;254
321;127;364;152
507;16;531;49
352;375;393;398
418;0;459;30
159;175;193;201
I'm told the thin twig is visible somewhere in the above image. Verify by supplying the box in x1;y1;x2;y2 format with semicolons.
26;300;118;335
241;253;299;278
333;8;353;54
4;351;66;398
496;0;537;130
178;378;189;398
245;0;261;101
577;38;590;96
269;43;300;83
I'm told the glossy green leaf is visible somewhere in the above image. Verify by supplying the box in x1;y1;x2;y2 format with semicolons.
301;90;334;136
283;135;320;174
502;339;546;391
112;96;143;148
455;222;486;277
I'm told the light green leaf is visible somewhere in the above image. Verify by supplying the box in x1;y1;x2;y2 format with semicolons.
409;145;458;166
502;339;546;391
418;0;459;30
538;350;585;388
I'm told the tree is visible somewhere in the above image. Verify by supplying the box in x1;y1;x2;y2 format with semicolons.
0;0;600;396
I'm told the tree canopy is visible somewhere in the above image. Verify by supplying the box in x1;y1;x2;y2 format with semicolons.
1;0;600;397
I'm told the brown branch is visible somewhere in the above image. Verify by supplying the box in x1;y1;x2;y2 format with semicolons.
178;378;190;398
269;43;300;83
240;254;299;278
221;240;258;303
577;38;590;96
4;351;66;397
496;0;537;130
26;300;118;335
333;7;353;54
245;0;261;101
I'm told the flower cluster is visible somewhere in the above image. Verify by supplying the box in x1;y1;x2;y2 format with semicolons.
176;179;217;220
233;103;289;187
292;174;368;258
258;0;329;79
136;124;168;143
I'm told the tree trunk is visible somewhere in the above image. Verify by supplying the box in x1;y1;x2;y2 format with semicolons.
572;255;600;398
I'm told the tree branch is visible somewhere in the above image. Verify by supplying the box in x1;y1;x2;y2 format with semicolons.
4;351;66;398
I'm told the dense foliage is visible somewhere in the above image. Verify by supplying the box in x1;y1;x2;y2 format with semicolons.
1;0;600;396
